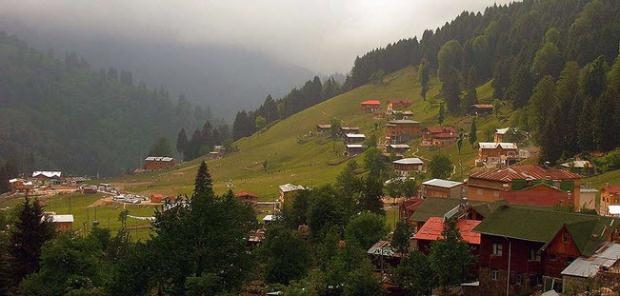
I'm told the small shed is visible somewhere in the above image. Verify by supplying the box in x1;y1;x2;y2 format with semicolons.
344;133;366;143
387;144;410;155
316;124;331;133
470;104;494;116
392;158;424;176
47;214;74;232
346;144;364;156
361;100;381;113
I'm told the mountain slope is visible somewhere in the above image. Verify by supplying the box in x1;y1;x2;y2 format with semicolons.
112;66;508;198
0;20;315;117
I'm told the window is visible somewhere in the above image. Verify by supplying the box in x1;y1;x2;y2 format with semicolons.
529;248;541;261
492;243;503;256
515;274;522;285
491;270;499;281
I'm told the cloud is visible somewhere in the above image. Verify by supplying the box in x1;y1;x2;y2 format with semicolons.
0;0;513;73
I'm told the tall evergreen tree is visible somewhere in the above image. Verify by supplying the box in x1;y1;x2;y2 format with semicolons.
176;128;188;160
418;60;430;100
437;40;463;114
469;119;477;147
8;198;55;288
437;102;445;126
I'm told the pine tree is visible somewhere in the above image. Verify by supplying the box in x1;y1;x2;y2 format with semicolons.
359;176;385;215
469;119;477;147
437;40;463;114
193;161;214;200
8;197;55;288
438;102;445;126
176;128;188;161
418;60;430;100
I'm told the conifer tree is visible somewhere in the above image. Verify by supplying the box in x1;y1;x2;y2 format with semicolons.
438;102;445;126
469;119;477;147
176;128;188;161
8;197;55;288
418;60;430;100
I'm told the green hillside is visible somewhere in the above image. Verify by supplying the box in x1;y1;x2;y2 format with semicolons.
111;66;511;199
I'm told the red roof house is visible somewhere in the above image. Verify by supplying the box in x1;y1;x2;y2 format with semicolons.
414;217;481;253
421;126;458;146
499;183;572;208
361;100;381;113
235;191;259;204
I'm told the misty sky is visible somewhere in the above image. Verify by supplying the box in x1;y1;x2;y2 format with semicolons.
1;0;514;73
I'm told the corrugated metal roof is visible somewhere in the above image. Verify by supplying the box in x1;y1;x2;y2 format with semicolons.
413;217;481;245
478;142;518;150
393;158;423;165
422;178;462;188
50;214;74;223
609;205;620;215
144;156;174;162
389;144;410;149
361;100;381;105
561;243;620;278
495;127;510;134
388;119;419;124
346;144;364;148
367;240;399;257
345;133;366;138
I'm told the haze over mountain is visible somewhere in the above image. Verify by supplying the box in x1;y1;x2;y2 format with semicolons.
0;0;512;117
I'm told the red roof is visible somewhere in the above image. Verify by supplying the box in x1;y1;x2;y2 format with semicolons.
413;217;481;245
361;100;381;106
472;104;494;109
400;198;424;213
469;165;581;182
499;184;570;207
603;185;620;194
235;191;258;199
425;126;456;134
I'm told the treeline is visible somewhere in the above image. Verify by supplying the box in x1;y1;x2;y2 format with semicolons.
0;32;210;176
175;120;231;161
232;76;342;140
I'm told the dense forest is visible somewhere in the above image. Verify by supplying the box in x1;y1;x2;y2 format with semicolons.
0;32;212;176
343;0;620;163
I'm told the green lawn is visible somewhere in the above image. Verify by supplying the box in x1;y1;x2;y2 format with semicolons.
109;67;514;200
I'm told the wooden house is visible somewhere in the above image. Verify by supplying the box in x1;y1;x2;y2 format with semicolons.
421;126;458;146
360;100;381;113
386;119;420;143
339;126;360;136
392;158;424;176
143;156;176;170
316;124;331;133
494;128;510;143
9;178;34;194
470;104;494;116
45;214;74;233
278;183;305;209
32;171;62;184
476;142;519;166
346;144;364;156
344;133;366;144
421;178;463;199
474;206;620;296
387;144;410;155
600;184;620;216
235;191;259;204
466;165;582;207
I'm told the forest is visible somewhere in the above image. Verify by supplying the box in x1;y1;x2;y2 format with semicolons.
0;33;212;176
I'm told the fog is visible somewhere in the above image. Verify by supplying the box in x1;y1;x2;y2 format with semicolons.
1;0;513;73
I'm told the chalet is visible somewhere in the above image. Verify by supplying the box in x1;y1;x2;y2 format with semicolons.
408;197;463;231
235;191;259;204
45;214;74;232
470;104;494;116
421;178;463;199
386;119;420;143
414;217;481;254
9;178;34;194
143;156;176;171
340;126;360;135
476;142;519;166
392;158;424;176
361;99;381;113
421;126;458;146
600;184;620;216
278;183;305;209
498;183;572;208
466;165;582;207
344;133;366;144
387;144;410;155
494;128;510;143
316;124;331;133
474;205;620;295
388;99;412;109
345;144;364;156
561;242;620;294
82;185;98;194
578;188;598;212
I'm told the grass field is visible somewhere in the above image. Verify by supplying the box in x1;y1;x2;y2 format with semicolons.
109;67;514;202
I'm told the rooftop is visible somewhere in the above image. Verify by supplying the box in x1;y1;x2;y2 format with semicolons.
409;197;462;222
469;165;581;182
422;178;463;188
279;183;305;193
471;104;494;109
495;127;510;135
603;184;620;194
389;144;410;149
32;171;62;178
388;119;419;124
345;133;366;138
561;243;620;278
361;99;381;105
49;214;74;223
346;144;364;148
478;142;518;150
474;205;618;256
144;156;174;162
393;158;423;165
414;217;481;245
